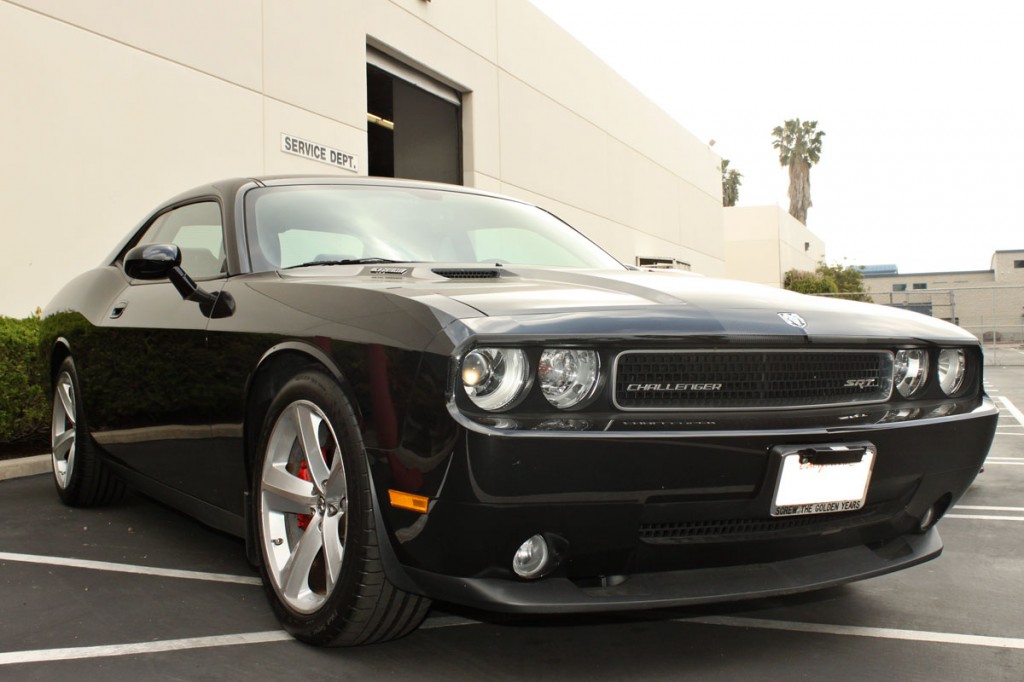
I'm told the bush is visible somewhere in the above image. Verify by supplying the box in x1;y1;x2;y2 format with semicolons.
784;262;870;302
0;316;48;444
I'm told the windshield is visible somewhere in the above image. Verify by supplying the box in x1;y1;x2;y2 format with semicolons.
244;185;624;271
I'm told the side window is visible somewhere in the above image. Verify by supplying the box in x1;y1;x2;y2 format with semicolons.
136;202;225;279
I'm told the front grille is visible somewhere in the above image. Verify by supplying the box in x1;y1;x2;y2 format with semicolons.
614;350;893;410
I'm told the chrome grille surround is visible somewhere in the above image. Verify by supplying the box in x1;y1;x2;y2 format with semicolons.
613;349;895;411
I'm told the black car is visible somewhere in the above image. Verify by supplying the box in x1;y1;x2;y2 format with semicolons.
41;176;998;646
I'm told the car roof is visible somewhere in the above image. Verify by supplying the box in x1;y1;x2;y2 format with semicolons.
166;175;525;207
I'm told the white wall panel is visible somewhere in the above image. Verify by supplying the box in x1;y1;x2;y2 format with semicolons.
0;0;731;315
0;2;261;315
9;0;263;90
263;0;366;126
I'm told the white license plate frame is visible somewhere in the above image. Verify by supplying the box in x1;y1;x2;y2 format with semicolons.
770;443;876;517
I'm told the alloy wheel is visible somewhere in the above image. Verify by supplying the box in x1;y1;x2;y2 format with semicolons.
259;400;348;614
51;371;77;489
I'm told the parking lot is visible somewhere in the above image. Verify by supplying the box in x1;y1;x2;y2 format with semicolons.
1;367;1022;681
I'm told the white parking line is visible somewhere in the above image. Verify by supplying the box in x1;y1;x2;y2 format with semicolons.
998;396;1024;426
0;631;292;666
955;505;1024;512
4;609;1023;666
0;552;261;586
945;515;1024;521
687;615;1024;650
0;613;480;666
420;615;483;630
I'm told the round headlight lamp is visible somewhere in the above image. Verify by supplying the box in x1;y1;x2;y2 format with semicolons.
461;348;529;411
894;349;929;398
937;348;967;396
538;349;600;409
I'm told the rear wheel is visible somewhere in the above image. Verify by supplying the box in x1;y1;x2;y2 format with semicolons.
254;369;430;646
51;356;124;506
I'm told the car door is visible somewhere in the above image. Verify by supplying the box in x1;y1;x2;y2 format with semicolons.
84;201;230;501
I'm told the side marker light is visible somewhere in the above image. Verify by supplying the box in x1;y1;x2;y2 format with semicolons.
388;489;430;513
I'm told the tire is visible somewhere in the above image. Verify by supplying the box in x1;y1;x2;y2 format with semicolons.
253;369;431;646
51;356;125;506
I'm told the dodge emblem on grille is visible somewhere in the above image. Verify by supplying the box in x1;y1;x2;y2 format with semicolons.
778;312;807;328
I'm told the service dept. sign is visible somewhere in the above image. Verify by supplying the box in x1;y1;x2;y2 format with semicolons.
281;133;358;173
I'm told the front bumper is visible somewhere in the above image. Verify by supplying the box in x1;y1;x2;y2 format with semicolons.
374;396;996;611
401;528;942;613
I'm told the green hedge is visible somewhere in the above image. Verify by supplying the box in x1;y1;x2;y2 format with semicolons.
0;316;48;443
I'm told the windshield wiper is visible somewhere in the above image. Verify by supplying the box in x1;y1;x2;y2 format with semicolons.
285;257;409;269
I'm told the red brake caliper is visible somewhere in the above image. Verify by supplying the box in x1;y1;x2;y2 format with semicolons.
296;446;331;531
296;460;314;530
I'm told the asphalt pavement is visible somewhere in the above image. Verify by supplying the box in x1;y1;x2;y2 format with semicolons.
1;367;1022;681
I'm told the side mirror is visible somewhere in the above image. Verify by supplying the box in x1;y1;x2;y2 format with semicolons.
124;243;181;280
122;242;234;319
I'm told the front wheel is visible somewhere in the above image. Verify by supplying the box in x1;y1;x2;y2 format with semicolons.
254;369;430;646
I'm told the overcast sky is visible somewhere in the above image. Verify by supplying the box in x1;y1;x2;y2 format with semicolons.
529;0;1022;275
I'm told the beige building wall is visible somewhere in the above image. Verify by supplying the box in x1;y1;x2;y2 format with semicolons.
0;0;724;316
722;206;826;288
993;250;1024;283
862;249;1024;342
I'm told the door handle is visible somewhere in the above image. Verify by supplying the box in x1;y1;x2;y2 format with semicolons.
110;301;128;319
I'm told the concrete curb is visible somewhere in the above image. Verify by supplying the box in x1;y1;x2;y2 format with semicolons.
0;454;50;481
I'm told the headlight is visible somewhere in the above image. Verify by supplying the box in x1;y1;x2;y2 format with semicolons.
461;348;529;411
937;348;967;396
894;349;929;397
538;349;600;409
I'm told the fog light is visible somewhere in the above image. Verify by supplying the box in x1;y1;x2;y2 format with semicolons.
512;534;550;579
918;505;936;532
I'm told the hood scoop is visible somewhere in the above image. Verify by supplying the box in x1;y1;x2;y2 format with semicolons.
432;268;502;279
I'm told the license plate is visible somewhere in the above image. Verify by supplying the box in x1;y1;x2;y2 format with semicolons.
770;444;875;517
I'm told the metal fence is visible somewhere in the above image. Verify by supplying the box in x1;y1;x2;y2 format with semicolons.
818;286;1024;366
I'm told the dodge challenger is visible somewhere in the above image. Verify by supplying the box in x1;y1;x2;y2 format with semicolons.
40;176;998;646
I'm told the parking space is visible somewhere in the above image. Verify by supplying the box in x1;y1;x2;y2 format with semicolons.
2;368;1023;680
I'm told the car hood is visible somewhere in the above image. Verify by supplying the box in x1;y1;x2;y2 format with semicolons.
268;264;977;343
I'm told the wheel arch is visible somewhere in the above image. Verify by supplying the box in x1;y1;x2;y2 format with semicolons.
48;338;73;389
242;342;362;481
239;341;427;598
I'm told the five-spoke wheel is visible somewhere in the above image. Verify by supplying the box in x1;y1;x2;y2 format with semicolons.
260;400;349;614
51;369;77;490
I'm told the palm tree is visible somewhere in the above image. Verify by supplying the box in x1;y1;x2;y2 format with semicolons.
721;159;742;208
771;119;824;224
